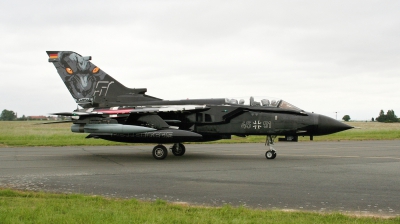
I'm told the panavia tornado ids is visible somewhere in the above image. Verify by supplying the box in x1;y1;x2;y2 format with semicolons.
47;51;353;160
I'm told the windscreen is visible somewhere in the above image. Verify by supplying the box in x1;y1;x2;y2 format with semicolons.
278;100;302;111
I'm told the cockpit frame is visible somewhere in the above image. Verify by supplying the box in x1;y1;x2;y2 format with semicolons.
225;96;303;112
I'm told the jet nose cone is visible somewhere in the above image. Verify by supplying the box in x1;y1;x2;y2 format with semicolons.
316;115;353;135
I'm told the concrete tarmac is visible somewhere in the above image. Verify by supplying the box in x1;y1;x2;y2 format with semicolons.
0;140;399;216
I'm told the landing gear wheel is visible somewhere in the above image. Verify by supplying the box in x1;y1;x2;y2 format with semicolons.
152;145;168;160
171;143;186;156
265;150;276;159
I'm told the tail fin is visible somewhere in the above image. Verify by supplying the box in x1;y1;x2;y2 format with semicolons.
46;51;161;108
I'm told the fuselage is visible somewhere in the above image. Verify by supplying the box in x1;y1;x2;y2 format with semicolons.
75;97;352;144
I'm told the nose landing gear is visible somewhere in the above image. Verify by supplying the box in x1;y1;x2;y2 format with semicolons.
265;135;277;159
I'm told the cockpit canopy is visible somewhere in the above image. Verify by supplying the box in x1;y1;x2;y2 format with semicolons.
225;96;303;112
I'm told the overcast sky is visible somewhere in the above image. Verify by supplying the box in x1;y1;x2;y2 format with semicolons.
1;0;399;120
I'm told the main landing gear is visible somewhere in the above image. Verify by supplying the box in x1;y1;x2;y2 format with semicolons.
171;143;186;156
265;135;277;159
152;143;186;160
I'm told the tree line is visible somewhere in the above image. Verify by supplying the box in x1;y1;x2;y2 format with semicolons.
0;109;55;121
342;110;398;122
0;109;18;120
375;109;398;122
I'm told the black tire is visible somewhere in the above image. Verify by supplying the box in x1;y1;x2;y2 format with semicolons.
172;143;186;156
265;150;276;159
153;145;168;160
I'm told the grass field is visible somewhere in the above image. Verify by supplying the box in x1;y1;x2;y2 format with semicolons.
0;189;398;223
1;121;400;147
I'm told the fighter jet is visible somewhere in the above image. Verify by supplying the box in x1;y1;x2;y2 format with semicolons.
47;51;353;160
